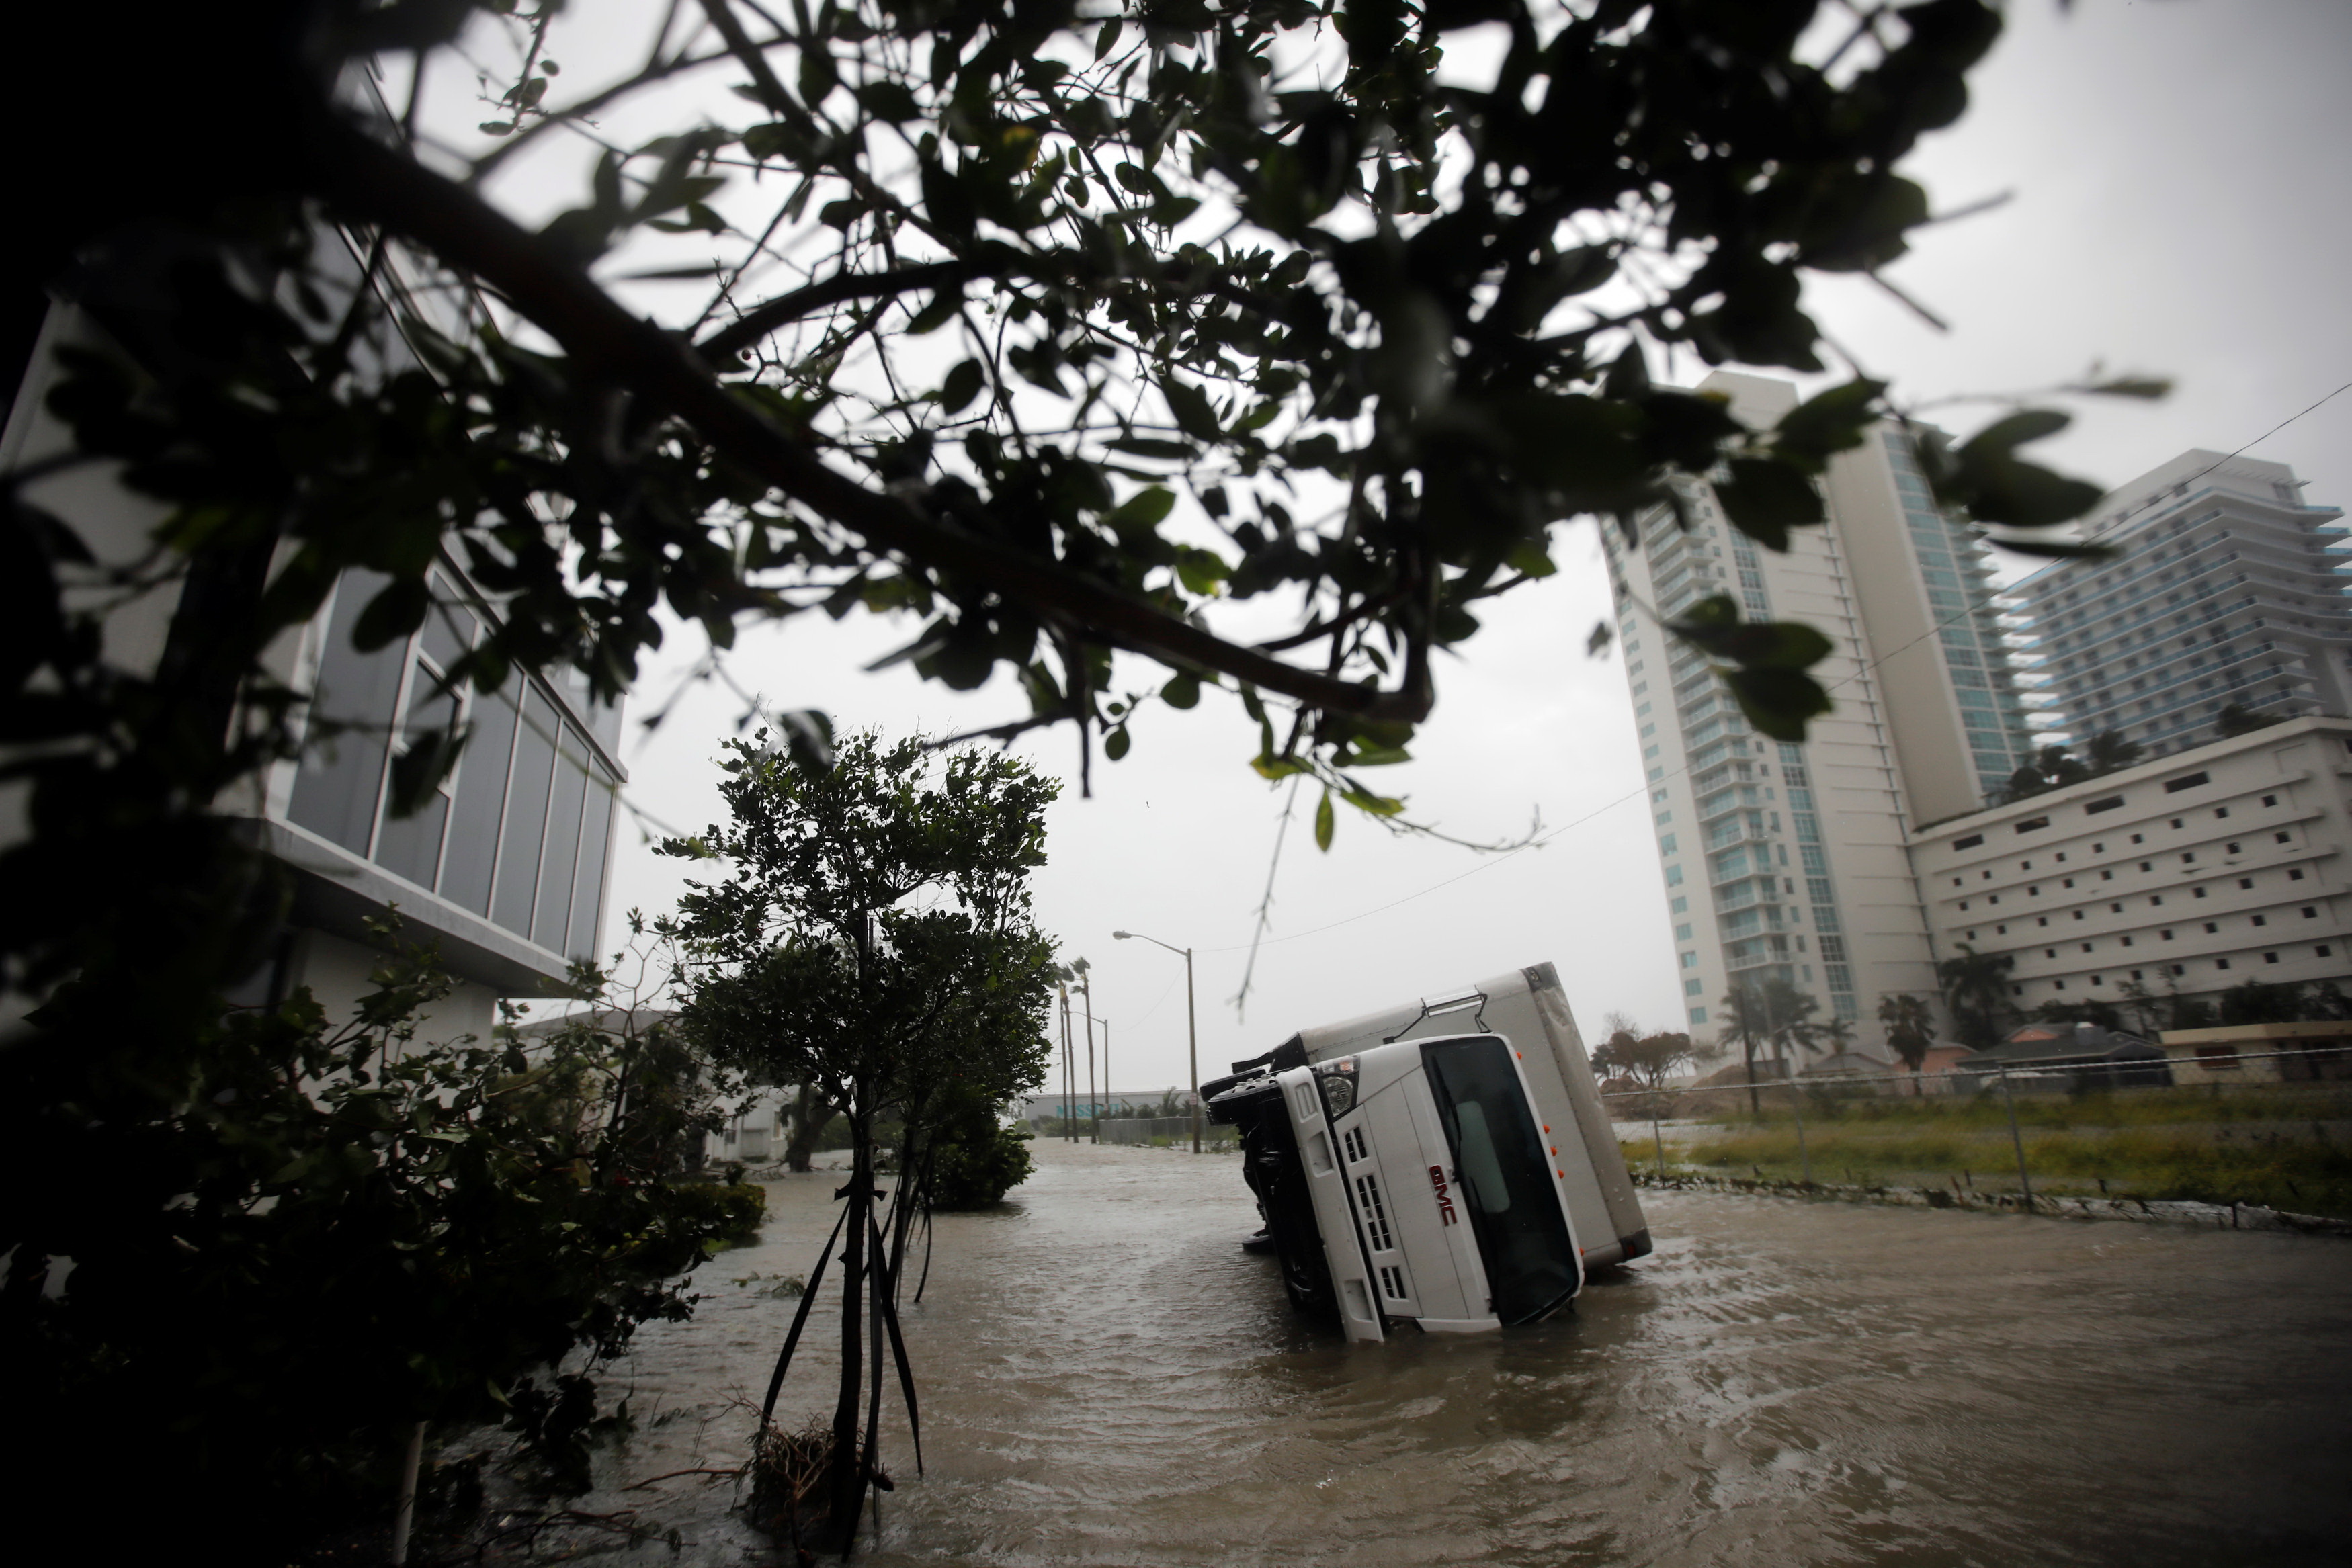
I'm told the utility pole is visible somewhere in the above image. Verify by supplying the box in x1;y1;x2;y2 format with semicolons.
1082;967;1098;1144
1058;984;1075;1142
1113;930;1202;1153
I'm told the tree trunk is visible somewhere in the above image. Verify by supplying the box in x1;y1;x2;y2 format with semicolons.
784;1084;839;1174
823;1110;869;1551
1742;1035;1760;1119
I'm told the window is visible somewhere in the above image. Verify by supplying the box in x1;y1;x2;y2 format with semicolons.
1665;865;1683;885
1954;834;1984;850
2085;795;2125;815
2170;818;2184;829
2037;916;2048;927
2203;922;2219;934
2194;887;2208;899
2226;842;2241;855
1681;951;1700;969
2277;832;2292;844
2265;953;2281;965
2263;794;2277;807
2163;772;2209;793
2304;907;2319;919
2322;946;2335;959
2162;930;2175;940
2240;878;2255;890
2253;914;2267;926
2216;958;2232;971
1997;924;2008;934
1684;979;1704;997
2093;842;2105;853
1689;1006;1709;1023
2292;869;2307;881
2100;869;2113;881
2017;817;2050;833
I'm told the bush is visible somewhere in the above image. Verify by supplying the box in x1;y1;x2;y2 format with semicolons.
932;1122;1034;1209
678;1181;769;1248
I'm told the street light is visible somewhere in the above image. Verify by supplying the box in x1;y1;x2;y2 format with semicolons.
1113;930;1201;1153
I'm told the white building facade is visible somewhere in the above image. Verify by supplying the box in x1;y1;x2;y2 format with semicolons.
1908;716;2352;1016
2009;450;2349;757
1603;372;2031;1051
3;287;622;1043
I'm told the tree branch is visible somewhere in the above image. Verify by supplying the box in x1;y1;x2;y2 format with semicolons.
698;261;982;361
318;122;1433;724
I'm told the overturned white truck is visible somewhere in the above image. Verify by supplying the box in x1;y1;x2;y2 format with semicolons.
1203;963;1648;1342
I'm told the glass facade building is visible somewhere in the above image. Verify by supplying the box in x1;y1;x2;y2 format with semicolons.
2010;451;2349;756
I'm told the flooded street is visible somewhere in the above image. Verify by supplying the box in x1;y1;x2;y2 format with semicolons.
562;1138;2352;1567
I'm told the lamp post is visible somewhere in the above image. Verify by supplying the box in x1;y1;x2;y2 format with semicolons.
1114;930;1201;1154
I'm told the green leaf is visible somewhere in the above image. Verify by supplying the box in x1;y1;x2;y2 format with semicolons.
1714;457;1826;550
854;81;922;122
1174;548;1229;595
1773;378;1886;468
352;578;429;652
1161;673;1200;709
1964;409;2072;454
1109;437;1194;460
1586;619;1614;658
1723;667;1835;742
1095;17;1123;59
1104;724;1132;761
2073;376;2173;400
1347;745;1411;766
1162;378;1222;442
937;359;985;413
798;46;839;105
1981;535;2117;560
905;291;960;335
1101;486;1175;535
1314;788;1335;852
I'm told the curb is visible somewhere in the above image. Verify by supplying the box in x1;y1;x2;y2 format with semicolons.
1631;1171;2352;1237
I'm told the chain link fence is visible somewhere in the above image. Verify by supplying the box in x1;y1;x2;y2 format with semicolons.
1095;1115;1236;1150
1603;1049;2352;1221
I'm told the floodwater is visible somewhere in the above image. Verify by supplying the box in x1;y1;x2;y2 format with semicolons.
542;1137;2352;1567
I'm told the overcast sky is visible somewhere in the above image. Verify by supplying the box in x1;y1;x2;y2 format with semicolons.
495;1;2352;1090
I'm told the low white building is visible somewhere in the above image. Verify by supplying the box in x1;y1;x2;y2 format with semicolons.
1908;715;2352;1015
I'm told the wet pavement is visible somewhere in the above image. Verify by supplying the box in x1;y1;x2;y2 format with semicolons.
535;1136;2352;1566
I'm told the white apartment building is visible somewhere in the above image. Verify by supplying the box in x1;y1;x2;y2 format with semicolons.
1603;372;2033;1050
2009;451;2349;757
1908;716;2352;1014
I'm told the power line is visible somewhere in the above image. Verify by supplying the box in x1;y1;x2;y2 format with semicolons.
1200;376;2352;959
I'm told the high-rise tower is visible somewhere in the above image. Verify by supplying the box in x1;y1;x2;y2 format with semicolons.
2009;451;2349;756
1603;371;2035;1053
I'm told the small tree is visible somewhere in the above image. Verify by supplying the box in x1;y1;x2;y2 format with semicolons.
2219;979;2306;1026
1614;1031;1698;1092
665;729;1056;1550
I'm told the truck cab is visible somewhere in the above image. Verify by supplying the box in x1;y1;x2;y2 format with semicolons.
1205;963;1647;1342
1209;1033;1588;1342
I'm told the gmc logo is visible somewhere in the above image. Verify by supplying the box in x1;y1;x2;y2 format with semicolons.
1428;1165;1458;1225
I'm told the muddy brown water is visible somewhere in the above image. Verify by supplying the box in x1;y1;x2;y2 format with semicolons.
524;1137;2352;1566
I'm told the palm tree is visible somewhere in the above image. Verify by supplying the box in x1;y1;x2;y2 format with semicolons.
1877;992;1935;1094
1935;945;2014;1049
2083;729;2144;775
1718;978;1826;1115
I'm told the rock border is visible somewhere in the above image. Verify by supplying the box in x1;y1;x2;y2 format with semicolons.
1632;1170;2352;1237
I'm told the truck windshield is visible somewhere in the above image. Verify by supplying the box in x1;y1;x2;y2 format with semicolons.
1419;1037;1579;1323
